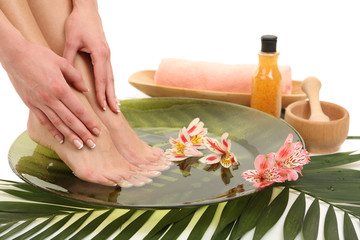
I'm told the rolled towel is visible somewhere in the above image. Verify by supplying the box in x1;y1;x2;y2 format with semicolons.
154;58;292;94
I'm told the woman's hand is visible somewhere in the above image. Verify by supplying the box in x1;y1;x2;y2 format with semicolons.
63;0;119;113
2;38;101;150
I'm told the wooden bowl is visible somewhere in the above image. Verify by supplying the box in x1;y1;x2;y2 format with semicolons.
284;101;349;154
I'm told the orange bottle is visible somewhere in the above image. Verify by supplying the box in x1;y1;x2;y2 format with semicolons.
250;35;282;118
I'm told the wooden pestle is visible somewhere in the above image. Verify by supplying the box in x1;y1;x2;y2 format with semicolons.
301;77;330;122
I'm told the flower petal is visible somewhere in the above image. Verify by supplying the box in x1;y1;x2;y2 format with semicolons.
221;132;231;151
241;170;260;182
230;153;240;166
204;137;226;154
169;137;178;145
184;143;203;157
179;127;191;144
254;154;275;173
186;118;200;135
166;154;189;161
199;153;222;164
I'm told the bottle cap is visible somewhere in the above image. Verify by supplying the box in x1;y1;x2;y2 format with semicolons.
261;35;277;53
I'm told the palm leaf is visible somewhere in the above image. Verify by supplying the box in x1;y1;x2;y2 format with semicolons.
0;143;360;239
283;192;306;240
303;199;320;240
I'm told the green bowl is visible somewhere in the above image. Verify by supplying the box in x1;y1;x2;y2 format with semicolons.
9;98;302;209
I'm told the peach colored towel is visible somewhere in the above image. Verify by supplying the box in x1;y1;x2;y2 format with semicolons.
154;58;292;94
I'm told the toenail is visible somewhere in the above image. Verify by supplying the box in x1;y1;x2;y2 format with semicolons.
86;139;96;149
55;135;63;144
118;180;133;188
92;128;101;136
74;139;84;150
151;171;161;177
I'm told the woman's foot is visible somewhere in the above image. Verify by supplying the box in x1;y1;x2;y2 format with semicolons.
72;54;170;171
27;112;160;187
103;111;172;171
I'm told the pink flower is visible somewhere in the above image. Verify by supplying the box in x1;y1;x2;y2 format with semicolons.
275;133;310;181
242;133;310;189
186;118;208;149
165;127;203;161
199;133;239;168
241;153;285;188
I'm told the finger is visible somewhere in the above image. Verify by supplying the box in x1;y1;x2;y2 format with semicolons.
59;90;101;138
43;105;96;150
91;51;108;111
60;59;89;93
31;107;64;144
105;63;120;113
63;40;79;65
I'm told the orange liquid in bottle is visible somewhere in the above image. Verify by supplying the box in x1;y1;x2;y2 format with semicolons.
250;35;282;118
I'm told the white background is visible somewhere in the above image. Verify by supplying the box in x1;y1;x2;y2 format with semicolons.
0;0;359;239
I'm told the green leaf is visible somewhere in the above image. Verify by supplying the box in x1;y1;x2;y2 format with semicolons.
0;223;13;234
187;204;218;240
114;211;154;239
0;218;36;239
161;212;194;240
324;206;339;240
69;209;114;240
343;213;358;240
303;199;320;240
144;207;197;240
211;195;251;240
91;209;136;240
14;215;56;240
51;211;94;240
214;222;235;240
0;201;83;216
304;151;360;170
229;187;273;240
0;188;104;210
253;187;289;240
29;213;75;240
283;192;306;240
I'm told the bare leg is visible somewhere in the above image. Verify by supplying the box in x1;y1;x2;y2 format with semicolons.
27;0;170;170
1;1;159;187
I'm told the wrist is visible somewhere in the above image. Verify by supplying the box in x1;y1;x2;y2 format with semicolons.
0;28;29;65
72;0;98;10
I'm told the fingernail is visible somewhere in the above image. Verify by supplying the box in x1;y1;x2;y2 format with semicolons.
83;88;90;93
86;139;96;149
117;100;121;106
103;101;107;111
55;135;64;144
74;139;84;150
92;128;101;136
117;105;121;113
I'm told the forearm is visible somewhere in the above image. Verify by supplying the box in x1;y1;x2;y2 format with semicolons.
0;9;27;64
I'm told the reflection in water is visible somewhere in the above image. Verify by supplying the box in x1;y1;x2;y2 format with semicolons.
176;157;239;185
16;145;122;203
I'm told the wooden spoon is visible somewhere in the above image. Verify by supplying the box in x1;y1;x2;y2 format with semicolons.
301;77;330;122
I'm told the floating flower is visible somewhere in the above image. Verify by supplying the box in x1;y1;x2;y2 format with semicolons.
186;118;208;149
199;132;239;168
242;133;310;189
241;153;285;188
275;133;310;181
165;127;203;161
